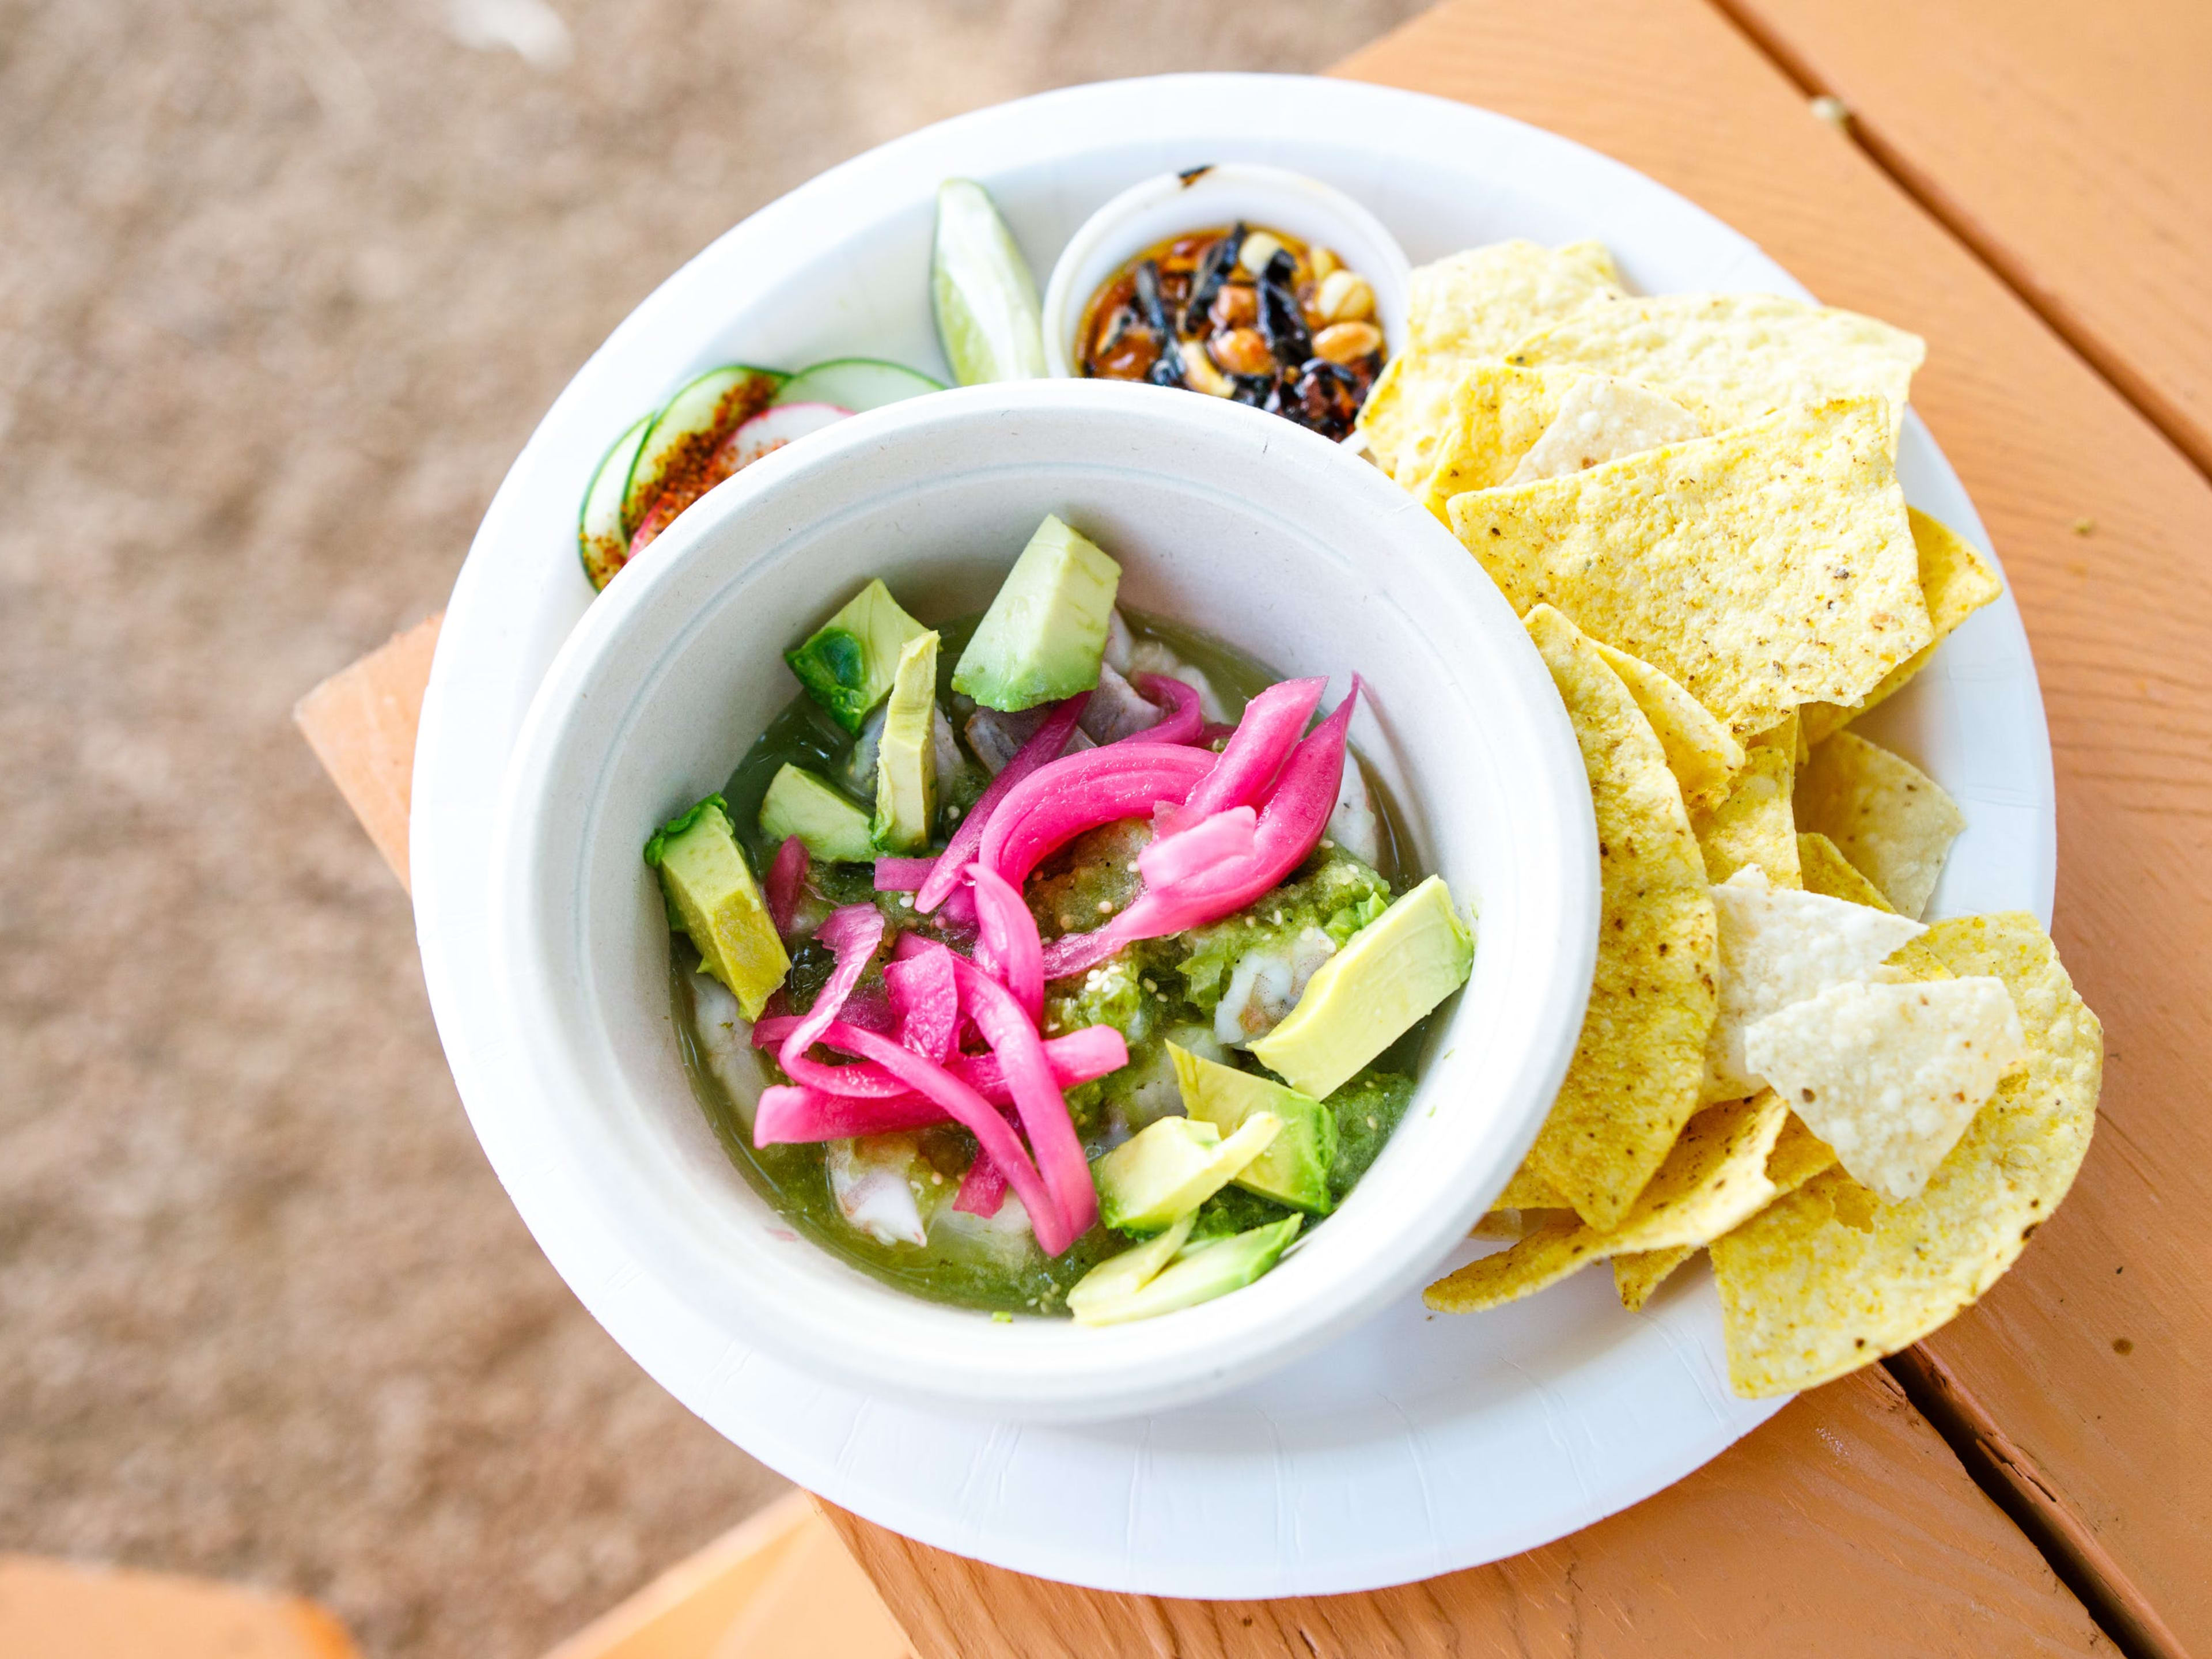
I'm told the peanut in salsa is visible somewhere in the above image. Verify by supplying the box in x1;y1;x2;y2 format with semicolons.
1076;224;1385;441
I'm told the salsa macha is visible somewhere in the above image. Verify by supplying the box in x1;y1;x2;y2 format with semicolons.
645;516;1472;1321
1077;224;1387;440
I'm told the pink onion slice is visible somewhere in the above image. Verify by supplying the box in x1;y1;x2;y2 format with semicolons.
873;857;935;892
948;955;1098;1244
967;864;1044;1023
751;1018;1128;1104
977;743;1215;891
884;944;959;1062
1039;681;1358;979
1163;676;1325;832
755;1086;962;1144
774;903;887;1092
914;693;1089;915
1137;804;1257;891
765;836;808;936
801;1022;1071;1253
1126;673;1204;746
952;1152;1009;1218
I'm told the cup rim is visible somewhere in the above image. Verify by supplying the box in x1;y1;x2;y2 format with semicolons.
487;378;1595;1421
1040;162;1413;381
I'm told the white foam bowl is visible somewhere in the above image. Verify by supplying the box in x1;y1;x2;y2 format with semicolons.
1041;162;1412;381
487;378;1594;1422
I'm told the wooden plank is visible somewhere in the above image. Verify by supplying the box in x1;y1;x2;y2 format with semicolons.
0;1555;359;1659
293;613;441;888
1710;0;2212;479
823;1367;2111;1659
1330;2;2212;1651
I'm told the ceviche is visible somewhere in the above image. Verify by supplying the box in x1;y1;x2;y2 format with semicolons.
645;516;1473;1320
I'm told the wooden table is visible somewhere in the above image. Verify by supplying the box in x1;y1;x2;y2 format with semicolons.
300;1;2212;1652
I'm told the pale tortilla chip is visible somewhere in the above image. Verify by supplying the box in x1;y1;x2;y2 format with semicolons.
1802;509;2005;744
1357;350;1470;485
1429;1093;1788;1312
1703;866;1927;1104
1746;978;2027;1200
1506;291;1926;447
1796;730;1965;919
1521;604;1719;1230
1508;375;1703;483
1408;239;1625;358
1712;912;2100;1397
1693;714;1801;886
1447;400;1932;737
1612;1108;1839;1309
1593;640;1746;815
1412;364;1578;518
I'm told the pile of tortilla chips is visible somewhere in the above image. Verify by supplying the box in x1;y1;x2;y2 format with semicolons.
1382;243;2101;1398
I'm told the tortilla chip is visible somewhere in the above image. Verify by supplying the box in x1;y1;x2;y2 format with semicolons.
1506;291;1926;446
1496;1161;1566;1210
1408;239;1625;358
1471;1205;1580;1241
1802;509;2006;744
1613;1108;1839;1309
1796;731;1965;919
1711;912;2100;1397
1796;830;1891;911
1412;364;1578;518
1429;1093;1788;1312
1447;400;1931;738
1508;375;1703;483
1357;350;1471;485
1747;978;2026;1200
1703;867;1927;1104
1694;714;1801;886
1520;604;1719;1229
1592;641;1746;815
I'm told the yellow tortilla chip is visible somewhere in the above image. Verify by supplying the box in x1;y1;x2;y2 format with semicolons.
1411;364;1578;518
1429;1092;1788;1312
1447;400;1932;737
1357;350;1468;485
1802;509;2005;745
1408;239;1624;358
1711;912;2100;1397
1797;830;1891;910
1496;1161;1566;1210
1693;714;1801;886
1612;1108;1839;1309
1471;1206;1580;1241
1506;291;1926;447
1592;640;1745;815
1519;605;1719;1230
1796;731;1965;919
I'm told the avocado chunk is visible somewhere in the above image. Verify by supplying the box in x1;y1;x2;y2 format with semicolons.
1249;875;1473;1099
759;763;875;862
785;578;931;733
870;631;940;853
1092;1112;1281;1234
644;797;790;1019
1068;1215;1302;1325
1065;1211;1195;1324
1171;1044;1337;1215
951;516;1121;711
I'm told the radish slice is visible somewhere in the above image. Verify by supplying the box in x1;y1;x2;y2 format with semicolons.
977;743;1215;891
1138;804;1257;890
915;693;1089;914
766;836;808;937
715;401;850;471
1040;682;1358;979
968;865;1044;1024
1127;673;1205;746
950;956;1097;1244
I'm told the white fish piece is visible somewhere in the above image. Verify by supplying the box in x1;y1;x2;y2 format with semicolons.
1081;661;1166;745
1214;926;1339;1048
1104;609;1136;674
965;705;1094;775
690;971;756;1104
930;706;965;786
826;1136;929;1247
840;704;886;794
1327;757;1383;867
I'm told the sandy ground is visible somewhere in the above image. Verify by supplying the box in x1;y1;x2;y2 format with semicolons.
0;2;1425;1653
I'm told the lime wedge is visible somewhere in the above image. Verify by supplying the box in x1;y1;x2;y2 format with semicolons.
931;179;1047;385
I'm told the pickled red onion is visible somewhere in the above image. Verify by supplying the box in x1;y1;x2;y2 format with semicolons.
977;743;1215;891
1137;804;1256;890
949;955;1098;1244
968;863;1044;1023
884;944;959;1062
765;835;808;936
914;693;1089;914
1161;676;1324;833
1126;673;1204;746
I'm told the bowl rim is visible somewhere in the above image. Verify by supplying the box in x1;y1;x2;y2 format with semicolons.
1040;161;1413;381
486;377;1595;1422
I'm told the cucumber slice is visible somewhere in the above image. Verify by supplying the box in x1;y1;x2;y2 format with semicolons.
578;415;651;592
932;179;1047;385
621;364;784;534
772;358;944;412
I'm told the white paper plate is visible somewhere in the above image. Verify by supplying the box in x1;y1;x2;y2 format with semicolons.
412;74;2054;1597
